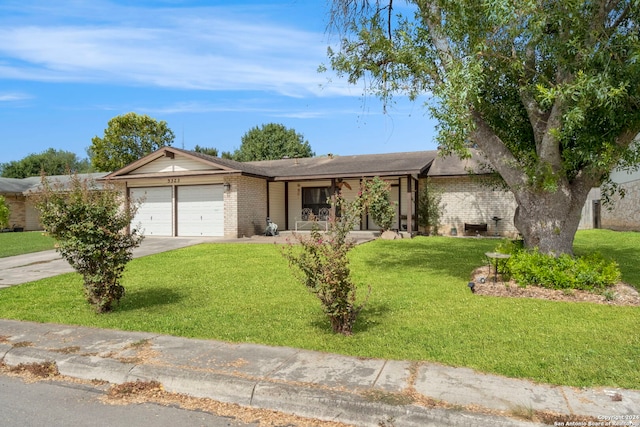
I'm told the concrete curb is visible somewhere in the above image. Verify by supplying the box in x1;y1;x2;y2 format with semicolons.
2;320;638;427
0;344;542;427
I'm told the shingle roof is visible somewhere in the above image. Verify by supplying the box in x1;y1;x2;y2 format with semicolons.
170;147;272;177
247;151;438;180
427;149;493;176
0;173;110;194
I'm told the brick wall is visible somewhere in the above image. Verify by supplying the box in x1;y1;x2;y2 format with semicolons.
601;178;640;231
1;194;26;229
423;177;519;237
233;176;268;237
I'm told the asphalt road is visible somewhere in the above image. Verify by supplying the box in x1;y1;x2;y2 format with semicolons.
0;374;258;427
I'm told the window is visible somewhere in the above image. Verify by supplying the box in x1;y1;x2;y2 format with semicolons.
302;187;331;216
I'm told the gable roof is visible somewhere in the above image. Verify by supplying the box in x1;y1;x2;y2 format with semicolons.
1;148;495;194
103;146;271;180
103;146;439;181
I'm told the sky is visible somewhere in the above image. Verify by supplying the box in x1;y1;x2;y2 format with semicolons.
0;0;439;165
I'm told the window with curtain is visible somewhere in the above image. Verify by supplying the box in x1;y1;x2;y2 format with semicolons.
302;187;331;216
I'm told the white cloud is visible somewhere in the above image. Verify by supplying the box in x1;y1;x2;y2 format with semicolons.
0;1;358;98
0;92;32;101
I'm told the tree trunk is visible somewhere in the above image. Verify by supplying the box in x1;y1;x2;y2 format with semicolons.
470;111;600;257
512;183;591;256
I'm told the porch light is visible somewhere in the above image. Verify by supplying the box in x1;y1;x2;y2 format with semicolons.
223;182;231;192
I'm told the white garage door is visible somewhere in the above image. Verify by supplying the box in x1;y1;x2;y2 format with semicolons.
130;187;173;236
177;185;224;237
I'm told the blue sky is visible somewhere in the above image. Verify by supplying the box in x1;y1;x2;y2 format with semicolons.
0;0;439;165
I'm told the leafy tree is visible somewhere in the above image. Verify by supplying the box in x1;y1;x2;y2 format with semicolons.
32;174;143;313
232;123;314;161
89;112;175;172
281;193;369;335
0;148;91;178
193;145;219;157
0;196;10;229
327;0;640;255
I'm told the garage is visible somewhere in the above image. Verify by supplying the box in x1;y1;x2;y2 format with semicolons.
130;187;173;236
177;184;224;237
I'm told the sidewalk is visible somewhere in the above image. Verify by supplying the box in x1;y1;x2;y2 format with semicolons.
1;319;638;427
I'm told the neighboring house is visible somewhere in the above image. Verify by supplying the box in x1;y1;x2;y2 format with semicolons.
601;166;640;231
0;173;109;231
0;147;601;237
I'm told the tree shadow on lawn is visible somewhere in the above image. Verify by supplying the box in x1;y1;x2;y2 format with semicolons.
359;238;496;283
574;236;640;290
117;287;184;312
307;302;392;335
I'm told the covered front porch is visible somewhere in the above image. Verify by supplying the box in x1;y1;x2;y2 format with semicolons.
264;175;421;234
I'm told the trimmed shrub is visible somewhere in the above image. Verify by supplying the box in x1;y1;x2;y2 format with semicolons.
507;249;620;291
31;174;143;313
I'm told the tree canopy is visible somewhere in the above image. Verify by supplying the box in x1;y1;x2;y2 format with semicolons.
193;145;219;157
231;123;314;162
0;148;91;178
89;112;175;172
327;0;640;255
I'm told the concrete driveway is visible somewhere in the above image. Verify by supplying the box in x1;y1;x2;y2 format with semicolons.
0;236;223;288
0;232;375;288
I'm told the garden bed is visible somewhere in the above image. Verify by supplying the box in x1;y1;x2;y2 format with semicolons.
471;265;640;307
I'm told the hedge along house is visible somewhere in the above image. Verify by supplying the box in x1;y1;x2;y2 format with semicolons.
101;146;603;238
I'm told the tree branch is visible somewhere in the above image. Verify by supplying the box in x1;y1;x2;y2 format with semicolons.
469;110;528;189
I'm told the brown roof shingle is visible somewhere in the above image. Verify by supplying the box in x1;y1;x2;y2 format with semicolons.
248;151;438;180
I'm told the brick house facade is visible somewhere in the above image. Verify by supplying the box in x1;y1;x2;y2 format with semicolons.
2;147;603;237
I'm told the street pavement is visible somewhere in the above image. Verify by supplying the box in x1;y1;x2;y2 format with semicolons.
1;237;639;426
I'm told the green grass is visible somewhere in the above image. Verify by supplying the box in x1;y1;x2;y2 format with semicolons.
0;231;56;258
574;229;640;289
0;230;638;389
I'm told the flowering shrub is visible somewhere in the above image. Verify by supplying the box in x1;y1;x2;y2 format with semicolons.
32;174;143;313
355;177;396;231
281;194;369;335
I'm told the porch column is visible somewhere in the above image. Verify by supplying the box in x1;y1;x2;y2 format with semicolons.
330;178;337;219
406;175;413;235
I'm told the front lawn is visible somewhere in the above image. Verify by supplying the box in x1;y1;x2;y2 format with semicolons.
0;230;638;389
0;231;56;258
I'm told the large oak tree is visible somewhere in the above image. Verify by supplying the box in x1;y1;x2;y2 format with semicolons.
327;0;640;255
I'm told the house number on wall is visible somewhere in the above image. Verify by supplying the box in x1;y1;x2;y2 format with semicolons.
167;178;180;183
